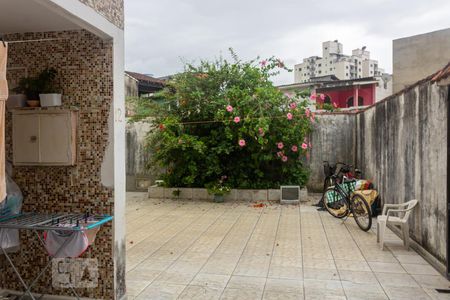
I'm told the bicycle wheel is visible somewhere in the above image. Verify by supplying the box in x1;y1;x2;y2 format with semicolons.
351;194;372;231
323;187;349;219
317;177;334;207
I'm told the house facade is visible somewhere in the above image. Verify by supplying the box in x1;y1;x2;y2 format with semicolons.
0;1;126;299
278;76;389;109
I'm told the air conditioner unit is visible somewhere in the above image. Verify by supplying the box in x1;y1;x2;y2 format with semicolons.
280;186;300;204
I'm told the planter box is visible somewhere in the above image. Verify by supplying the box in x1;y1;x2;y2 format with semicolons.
268;189;280;201
147;187;308;203
148;186;164;199
299;188;308;202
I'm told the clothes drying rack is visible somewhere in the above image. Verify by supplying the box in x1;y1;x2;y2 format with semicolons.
0;212;113;300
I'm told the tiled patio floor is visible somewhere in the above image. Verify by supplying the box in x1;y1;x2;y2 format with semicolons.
126;192;450;300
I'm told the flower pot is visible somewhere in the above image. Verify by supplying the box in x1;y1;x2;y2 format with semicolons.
214;194;224;203
39;93;62;107
6;94;27;110
26;100;40;107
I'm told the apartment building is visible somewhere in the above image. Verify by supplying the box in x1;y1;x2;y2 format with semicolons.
294;40;384;83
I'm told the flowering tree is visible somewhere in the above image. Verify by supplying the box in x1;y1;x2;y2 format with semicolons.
146;52;315;189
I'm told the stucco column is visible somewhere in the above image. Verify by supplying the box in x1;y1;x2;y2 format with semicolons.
353;85;359;107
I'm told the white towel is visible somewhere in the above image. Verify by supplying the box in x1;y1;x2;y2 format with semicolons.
44;230;89;258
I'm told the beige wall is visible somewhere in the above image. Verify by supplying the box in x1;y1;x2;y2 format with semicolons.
2;30;116;299
78;0;124;29
393;28;450;93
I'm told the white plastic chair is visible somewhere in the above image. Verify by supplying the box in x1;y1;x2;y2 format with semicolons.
377;199;418;250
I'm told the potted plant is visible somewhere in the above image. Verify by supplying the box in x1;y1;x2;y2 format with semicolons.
37;68;62;107
206;176;231;203
13;75;41;107
13;68;61;107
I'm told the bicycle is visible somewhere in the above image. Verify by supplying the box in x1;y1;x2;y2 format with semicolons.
316;161;360;208
322;172;372;231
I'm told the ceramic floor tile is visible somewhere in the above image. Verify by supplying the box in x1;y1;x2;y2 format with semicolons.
368;261;406;274
264;278;303;294
375;272;420;287
402;263;441;275
262;291;303;300
338;270;377;284
226;275;266;290
126;194;447;300
190;273;231;288
220;287;264;300
383;286;433;300
412;274;450;289
178;285;224;300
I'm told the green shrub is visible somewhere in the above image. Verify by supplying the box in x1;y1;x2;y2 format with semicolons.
145;51;314;189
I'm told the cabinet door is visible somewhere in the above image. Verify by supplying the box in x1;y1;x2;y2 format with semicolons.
13;114;40;164
39;113;72;164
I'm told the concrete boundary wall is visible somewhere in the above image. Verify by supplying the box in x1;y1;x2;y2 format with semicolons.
309;78;448;267
356;81;448;264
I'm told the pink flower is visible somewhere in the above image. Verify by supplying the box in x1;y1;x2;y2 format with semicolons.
234;116;241;123
291;145;298;152
301;143;308;149
332;102;338;108
276;151;283;157
289;102;297;109
277;142;284;149
319;93;325;100
284;93;292;99
287;112;293;120
226;105;233;112
258;127;264;136
276;59;285;68
305;108;311;118
281;156;288;162
238;139;246;147
310;93;317;100
260;60;268;67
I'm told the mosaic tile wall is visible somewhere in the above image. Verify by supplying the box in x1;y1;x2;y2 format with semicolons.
78;0;124;29
0;30;115;299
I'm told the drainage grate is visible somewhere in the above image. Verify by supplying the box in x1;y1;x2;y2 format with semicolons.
436;289;450;294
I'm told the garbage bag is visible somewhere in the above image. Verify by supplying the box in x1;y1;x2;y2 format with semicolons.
0;161;23;251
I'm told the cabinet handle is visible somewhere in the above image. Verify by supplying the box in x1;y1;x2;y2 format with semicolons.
30;136;37;143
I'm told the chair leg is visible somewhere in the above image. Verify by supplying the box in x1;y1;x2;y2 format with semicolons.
379;220;386;250
402;223;410;250
377;223;380;243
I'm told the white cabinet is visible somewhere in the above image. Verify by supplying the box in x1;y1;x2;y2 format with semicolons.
12;109;77;166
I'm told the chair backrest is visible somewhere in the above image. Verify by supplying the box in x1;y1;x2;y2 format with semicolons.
402;199;418;221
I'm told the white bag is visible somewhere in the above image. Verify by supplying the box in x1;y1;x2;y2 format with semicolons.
0;228;19;251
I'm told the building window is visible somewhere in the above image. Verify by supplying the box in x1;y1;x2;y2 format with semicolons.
318;63;321;67
330;61;332;64
359;61;361;65
318;70;322;74
299;68;302;71
330;68;332;71
346;73;348;76
359;68;361;72
347;96;364;107
346;66;349;69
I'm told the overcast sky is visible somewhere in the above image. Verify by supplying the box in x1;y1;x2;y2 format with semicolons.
124;0;450;85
